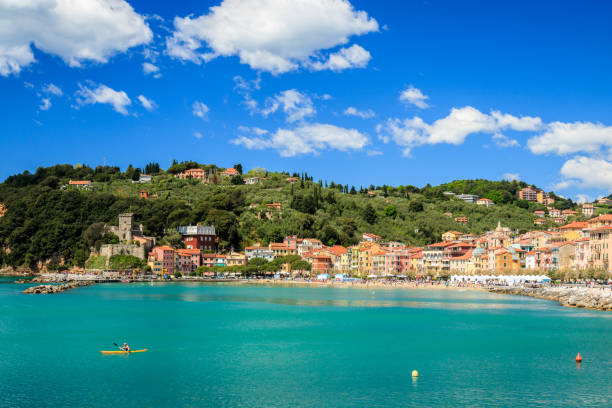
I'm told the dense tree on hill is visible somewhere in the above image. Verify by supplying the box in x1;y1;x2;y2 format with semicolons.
144;162;161;175
234;163;243;174
363;204;377;224
231;175;243;185
409;200;424;212
0;163;568;269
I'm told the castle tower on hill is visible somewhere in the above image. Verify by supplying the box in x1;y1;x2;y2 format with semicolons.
117;213;134;241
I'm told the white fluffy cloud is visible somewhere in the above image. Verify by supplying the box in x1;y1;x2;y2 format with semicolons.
37;83;63;110
344;106;375;119
192;101;209;119
42;83;63;96
39;98;51;111
377;106;542;156
75;83;131;115
502;173;520;181
194;131;203;139
232;123;368;157
0;0;152;76
142;62;160;75
166;0;378;74
310;44;371;72
557;156;612;191
137;95;157;111
246;89;316;123
399;86;430;109
265;90;316;122
527;121;612;156
575;194;593;204
492;133;519;148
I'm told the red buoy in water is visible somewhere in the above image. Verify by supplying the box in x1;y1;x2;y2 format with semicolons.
575;353;582;363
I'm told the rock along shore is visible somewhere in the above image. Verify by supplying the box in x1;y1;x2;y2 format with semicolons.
489;286;612;311
23;281;92;294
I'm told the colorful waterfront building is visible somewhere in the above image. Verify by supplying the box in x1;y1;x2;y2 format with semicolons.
245;246;275;262
588;226;612;272
175;249;201;274
149;246;175;275
177;225;216;251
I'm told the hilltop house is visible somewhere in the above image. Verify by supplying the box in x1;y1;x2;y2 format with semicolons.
442;231;464;241
220;168;239;177
362;233;381;242
244;177;261;184
178;168;206;180
457;194;479;203
133;174;152;183
476;198;494;207
582;204;595;217
455;217;468;224
68;180;92;189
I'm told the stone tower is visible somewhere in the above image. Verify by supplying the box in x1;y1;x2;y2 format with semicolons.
117;213;134;241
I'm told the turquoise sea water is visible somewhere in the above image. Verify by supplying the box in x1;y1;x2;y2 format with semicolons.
1;280;611;407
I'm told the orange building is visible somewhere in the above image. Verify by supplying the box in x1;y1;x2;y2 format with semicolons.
220;168;239;176
178;168;206;180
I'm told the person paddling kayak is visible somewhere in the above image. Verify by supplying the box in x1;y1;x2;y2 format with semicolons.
120;342;130;352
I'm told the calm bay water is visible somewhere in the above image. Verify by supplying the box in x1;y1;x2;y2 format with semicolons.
1;279;611;407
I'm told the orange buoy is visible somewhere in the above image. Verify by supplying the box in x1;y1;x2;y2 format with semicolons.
575;353;582;363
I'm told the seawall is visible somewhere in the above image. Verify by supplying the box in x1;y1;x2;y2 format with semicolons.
489;286;612;311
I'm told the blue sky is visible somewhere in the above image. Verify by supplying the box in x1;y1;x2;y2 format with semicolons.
1;0;612;201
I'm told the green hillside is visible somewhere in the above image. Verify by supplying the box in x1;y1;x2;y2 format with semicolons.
0;162;595;270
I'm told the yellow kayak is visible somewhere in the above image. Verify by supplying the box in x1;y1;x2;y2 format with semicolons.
100;349;148;354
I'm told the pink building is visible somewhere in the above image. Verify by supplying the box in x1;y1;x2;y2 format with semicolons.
384;251;409;275
149;246;175;275
176;249;201;274
574;237;590;270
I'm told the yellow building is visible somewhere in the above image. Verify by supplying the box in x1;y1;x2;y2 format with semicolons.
357;242;383;275
559;221;588;242
493;248;522;271
442;230;464;241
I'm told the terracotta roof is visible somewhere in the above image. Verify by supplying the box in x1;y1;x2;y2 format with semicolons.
454;250;473;260
69;180;91;185
588;214;612;223
526;250;536;255
155;245;174;251
589;226;612;232
176;249;200;255
328;245;348;256
560;221;589;230
427;241;455;248
221;168;239;175
270;243;290;248
444;231;463;235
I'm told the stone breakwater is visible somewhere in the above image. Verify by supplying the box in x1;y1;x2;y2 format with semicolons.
23;281;91;294
490;286;612;311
